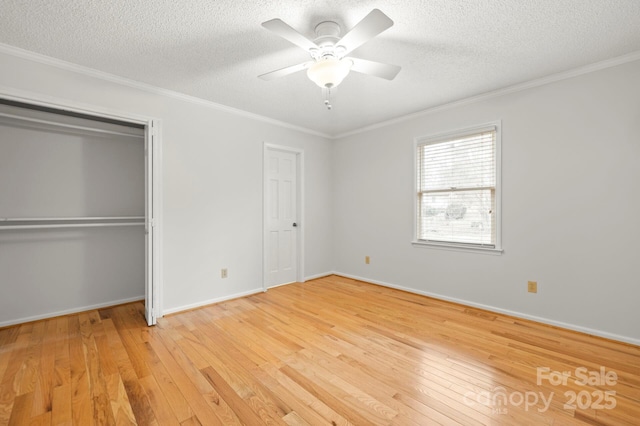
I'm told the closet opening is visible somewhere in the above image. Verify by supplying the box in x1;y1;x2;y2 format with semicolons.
0;97;160;326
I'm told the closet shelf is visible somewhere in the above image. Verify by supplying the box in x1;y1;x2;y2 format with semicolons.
1;216;144;222
0;216;145;230
0;112;144;139
0;222;144;230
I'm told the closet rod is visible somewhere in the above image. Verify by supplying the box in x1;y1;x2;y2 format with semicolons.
0;222;145;231
0;112;144;139
0;216;145;222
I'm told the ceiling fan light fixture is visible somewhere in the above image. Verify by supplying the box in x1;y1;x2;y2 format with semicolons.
307;58;352;88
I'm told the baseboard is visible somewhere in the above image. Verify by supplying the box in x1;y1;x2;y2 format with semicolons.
333;272;640;347
0;295;144;328
163;274;335;315
268;281;295;290
163;273;335;316
162;288;264;316
304;271;335;281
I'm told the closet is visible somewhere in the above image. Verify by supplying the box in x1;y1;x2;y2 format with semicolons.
0;99;153;326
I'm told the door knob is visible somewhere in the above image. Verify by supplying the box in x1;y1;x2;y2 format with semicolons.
292;222;297;227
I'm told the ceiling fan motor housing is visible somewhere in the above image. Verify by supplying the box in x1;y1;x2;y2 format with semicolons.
311;21;345;59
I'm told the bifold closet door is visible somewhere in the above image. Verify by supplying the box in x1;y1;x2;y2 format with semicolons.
0;102;146;325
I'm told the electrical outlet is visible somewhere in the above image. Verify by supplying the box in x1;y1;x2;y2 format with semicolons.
528;281;537;293
221;268;228;279
365;256;370;264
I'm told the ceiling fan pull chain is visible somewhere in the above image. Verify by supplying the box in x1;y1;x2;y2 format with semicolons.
323;87;333;110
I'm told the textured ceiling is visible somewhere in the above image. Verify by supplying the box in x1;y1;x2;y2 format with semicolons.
1;0;640;136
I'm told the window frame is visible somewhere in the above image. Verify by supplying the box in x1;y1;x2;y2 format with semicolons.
412;121;503;254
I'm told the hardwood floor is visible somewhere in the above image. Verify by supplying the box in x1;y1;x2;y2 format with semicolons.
1;275;639;425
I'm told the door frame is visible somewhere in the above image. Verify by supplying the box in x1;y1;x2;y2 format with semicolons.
263;143;305;291
0;87;163;325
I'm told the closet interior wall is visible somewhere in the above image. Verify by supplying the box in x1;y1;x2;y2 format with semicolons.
0;102;146;326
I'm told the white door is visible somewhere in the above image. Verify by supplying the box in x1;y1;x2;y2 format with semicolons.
144;121;157;325
265;149;298;287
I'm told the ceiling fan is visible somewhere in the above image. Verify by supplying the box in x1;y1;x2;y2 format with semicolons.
259;9;401;109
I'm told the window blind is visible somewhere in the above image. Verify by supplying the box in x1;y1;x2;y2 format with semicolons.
417;127;497;247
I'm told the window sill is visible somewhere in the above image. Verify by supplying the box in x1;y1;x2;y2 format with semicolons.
411;240;503;255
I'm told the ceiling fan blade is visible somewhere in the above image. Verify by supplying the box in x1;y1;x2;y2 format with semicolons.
349;57;401;80
262;19;318;51
258;61;313;81
337;9;393;55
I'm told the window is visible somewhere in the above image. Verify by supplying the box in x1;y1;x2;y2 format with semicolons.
414;122;501;252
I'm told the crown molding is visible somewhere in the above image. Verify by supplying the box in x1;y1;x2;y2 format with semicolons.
334;50;640;139
0;43;331;139
2;43;639;141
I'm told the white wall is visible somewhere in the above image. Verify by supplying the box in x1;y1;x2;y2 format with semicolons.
332;59;640;344
0;49;334;320
2;46;638;345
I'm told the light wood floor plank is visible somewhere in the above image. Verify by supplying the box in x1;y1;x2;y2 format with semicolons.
146;327;229;425
1;275;639;425
50;383;72;425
